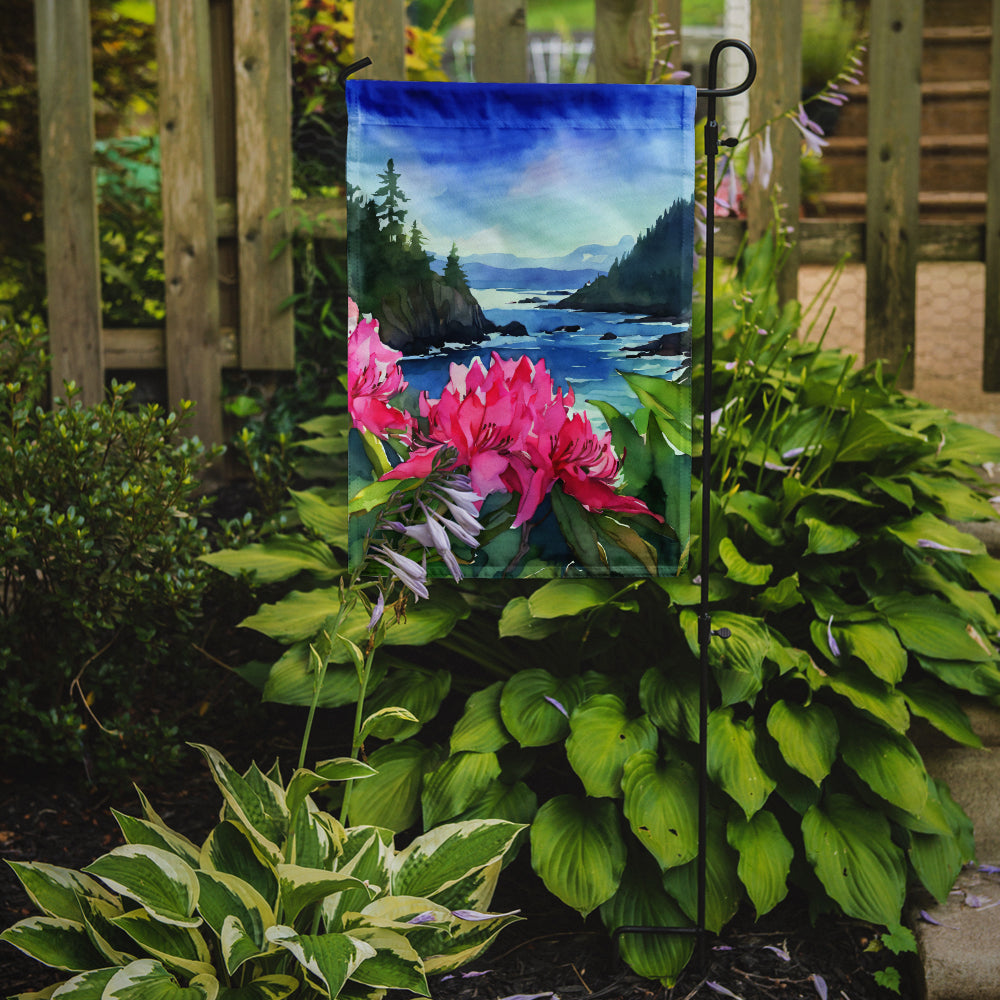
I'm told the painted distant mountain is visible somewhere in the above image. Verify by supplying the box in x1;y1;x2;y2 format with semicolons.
431;236;637;290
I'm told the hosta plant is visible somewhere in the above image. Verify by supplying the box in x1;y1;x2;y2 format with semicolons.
1;744;523;999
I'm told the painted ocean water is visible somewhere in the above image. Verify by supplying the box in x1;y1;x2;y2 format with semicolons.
396;288;691;436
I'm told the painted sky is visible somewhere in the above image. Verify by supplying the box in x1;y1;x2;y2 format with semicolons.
347;81;696;259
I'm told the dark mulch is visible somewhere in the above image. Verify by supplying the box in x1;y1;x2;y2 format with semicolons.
1;748;915;1000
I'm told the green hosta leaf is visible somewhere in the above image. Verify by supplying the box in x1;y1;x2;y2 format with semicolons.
916;655;1000;697
566;695;658;798
765;700;838;786
756;573;805;614
530;795;626;917
527;579;620;618
199;822;278;910
707;708;776;818
834;409;927;463
83;846;200;928
802;794;906;926
911;562;1000;633
810;661;910;732
599;853;694;987
727;811;793;918
836;621;907;684
661;811;741;933
265;926;375;997
724;490;784;546
363;667;451;740
680;610;770;706
112;813;201;868
347;740;442;832
453;779;538;827
393;820;524;901
195;871;273;974
967;553;1000;597
102;959;218;1000
288;488;349;545
421;752;502;828
839;718;929;817
497;596;565;639
499;670;584;747
346;926;428;994
285;759;376;822
909;803;966;906
936;421;1000;465
901;680;982;748
260;644;385;709
216;975;299;1000
277;865;373;925
719;537;772;586
621;751;698;871
4;862;118;923
450;682;511;754
639;664;699;742
200;535;341;584
803;517;859;556
0;916;107;971
360;706;421;743
906;472;998;521
111;908;214;978
875;594;995;662
886;511;985;556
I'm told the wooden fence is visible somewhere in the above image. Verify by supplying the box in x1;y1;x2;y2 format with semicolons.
34;0;1000;444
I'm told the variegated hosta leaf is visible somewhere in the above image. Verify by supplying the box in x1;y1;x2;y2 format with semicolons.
450;682;511;754
424;906;522;975
102;959;218;999
765;700;838;786
195;871;274;974
802;793;906;927
421;752;501;829
424;859;501;916
529;795;626;917
323;829;393;931
499;670;585;747
288;802;344;870
112;811;202;868
4;862;118;922
661;811;742;934
347;741;442;833
621;751;699;871
726;810;793;918
285;760;375;824
83;846;200;928
265;926;375;998
391;820;524;901
707;707;776;819
566;695;658;799
276;865;375;925
838;718;929;817
45;966;118;997
599;854;694;987
110;908;215;979
200;822;278;910
190;746;287;863
214;974;300;1000
77;894;136;966
345;926;429;995
0;916;107;971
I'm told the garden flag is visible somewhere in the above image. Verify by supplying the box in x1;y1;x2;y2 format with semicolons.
346;80;696;580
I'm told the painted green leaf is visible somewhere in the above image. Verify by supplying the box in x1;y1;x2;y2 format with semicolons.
599;853;694;987
639;664;699;742
803;517;859;556
110;908;214;978
4;862;118;924
346;740;441;832
727;811;793;917
876;594;995;662
527;579;620;618
200;535;341;584
363;667;451;740
0;916;107;972
346;926;429;994
530;795;627;916
839;718;929;817
421;751;502;828
901;680;982;748
621;751;699;871
802;793;906;926
103;959;217;1000
660;811;742;933
566;695;658;799
620;371;693;456
393;820;525;901
765;700;838;786
83;846;200;928
499;670;584;747
450;682;511;754
707;708;776;818
592;399;653;493
719;537;772;586
265;926;374;998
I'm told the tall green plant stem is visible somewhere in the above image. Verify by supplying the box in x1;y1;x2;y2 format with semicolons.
340;641;378;826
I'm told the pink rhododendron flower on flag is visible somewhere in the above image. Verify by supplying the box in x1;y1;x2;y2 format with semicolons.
347;300;413;440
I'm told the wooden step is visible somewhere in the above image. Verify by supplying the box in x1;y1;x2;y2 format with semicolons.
833;80;991;137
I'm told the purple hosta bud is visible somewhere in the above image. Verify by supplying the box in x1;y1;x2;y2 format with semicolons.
747;125;774;191
371;545;429;600
811;974;828;1000
791;104;829;157
917;538;973;555
979;864;1000;874
706;983;742;999
827;616;842;658
367;590;385;631
407;911;438;925
763;944;790;962
451;908;520;921
544;695;569;718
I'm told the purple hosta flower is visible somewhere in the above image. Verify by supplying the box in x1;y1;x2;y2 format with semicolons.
544;695;569;718
827;616;842;657
746;124;774;190
429;474;484;536
367;590;385;631
407;911;438;925
917;538;973;555
707;983;742;999
763;944;791;962
979;864;1000;874
441;970;493;982
919;909;958;929
791;104;829;157
387;495;481;583
371;544;429;600
812;974;828;1000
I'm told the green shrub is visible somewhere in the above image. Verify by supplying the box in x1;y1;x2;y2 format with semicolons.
0;317;220;783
